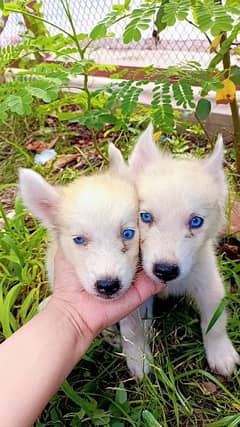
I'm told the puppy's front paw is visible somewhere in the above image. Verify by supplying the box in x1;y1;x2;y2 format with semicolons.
126;345;153;379
206;336;240;377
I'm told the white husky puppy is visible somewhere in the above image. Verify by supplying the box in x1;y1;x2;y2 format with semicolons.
128;124;239;377
19;145;149;377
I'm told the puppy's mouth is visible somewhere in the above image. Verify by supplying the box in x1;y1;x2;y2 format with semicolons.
151;275;168;286
94;291;123;300
94;288;126;300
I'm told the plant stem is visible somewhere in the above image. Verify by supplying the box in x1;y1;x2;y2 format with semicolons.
194;112;212;145
90;130;108;162
186;19;212;45
60;0;91;110
4;6;73;38
83;74;91;111
59;0;83;58
222;34;240;174
229;99;240;174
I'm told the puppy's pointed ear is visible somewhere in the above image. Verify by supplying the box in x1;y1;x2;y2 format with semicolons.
202;134;226;193
203;134;224;173
128;122;160;176
19;168;59;228
108;143;128;176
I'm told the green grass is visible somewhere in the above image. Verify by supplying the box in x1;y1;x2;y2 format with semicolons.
0;118;240;426
1;198;240;427
0;198;47;340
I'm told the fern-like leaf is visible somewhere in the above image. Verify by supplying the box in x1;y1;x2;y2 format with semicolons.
152;80;174;133
123;4;156;43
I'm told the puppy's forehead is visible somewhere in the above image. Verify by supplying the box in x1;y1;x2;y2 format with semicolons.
58;174;138;226
138;160;218;213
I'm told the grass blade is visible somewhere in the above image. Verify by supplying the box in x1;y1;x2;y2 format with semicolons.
206;297;227;333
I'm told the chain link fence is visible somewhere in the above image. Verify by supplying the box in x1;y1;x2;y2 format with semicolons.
0;0;239;69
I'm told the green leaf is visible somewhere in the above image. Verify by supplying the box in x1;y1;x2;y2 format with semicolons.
162;0;178;26
176;0;191;21
230;65;240;85
133;28;141;41
110;68;129;79
208;23;240;70
0;102;8;121
115;383;127;404
211;21;232;37
61;380;87;408
76;33;88;40
62;381;98;417
194;2;212;32
172;82;187;108
152;81;174;132
98;112;117;123
179;79;195;108
123;28;134;43
210;4;233;36
27;86;51;103
19;288;38;324
233;47;240;56
57;111;81;121
155;1;168;33
195;98;211;121
72;110;117;130
0;0;3;10
92;408;110;425
206;297;227;333
124;0;131;9
1;284;23;337
226;0;240;5
27;80;59;103
122;4;155;44
207;414;240;427
90;23;107;40
6;91;32;115
142;410;163;427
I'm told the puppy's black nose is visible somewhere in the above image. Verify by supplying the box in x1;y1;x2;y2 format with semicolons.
153;263;180;282
95;279;120;296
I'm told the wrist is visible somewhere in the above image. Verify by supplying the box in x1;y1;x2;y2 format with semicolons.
46;297;95;361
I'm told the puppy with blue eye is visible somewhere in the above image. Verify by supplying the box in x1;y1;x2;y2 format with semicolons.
128;124;239;377
19;144;152;378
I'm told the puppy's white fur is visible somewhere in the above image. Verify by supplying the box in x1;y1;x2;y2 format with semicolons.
128;124;239;377
19;145;151;378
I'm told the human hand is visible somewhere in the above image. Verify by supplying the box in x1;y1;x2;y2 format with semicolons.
50;247;165;341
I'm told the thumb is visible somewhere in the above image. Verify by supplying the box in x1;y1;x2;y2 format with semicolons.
132;271;166;302
103;272;166;325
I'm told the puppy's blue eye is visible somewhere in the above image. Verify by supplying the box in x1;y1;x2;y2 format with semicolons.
140;212;153;224
121;229;135;240
73;236;86;245
189;216;204;229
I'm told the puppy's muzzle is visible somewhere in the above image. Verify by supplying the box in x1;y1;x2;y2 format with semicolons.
153;263;180;282
95;278;120;297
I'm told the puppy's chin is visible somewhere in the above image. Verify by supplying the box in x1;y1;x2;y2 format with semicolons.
149;273;182;286
89;287;130;300
143;263;189;285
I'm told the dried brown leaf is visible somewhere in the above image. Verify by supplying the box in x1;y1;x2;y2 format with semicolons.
52;153;80;171
26;136;59;153
202;381;217;395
